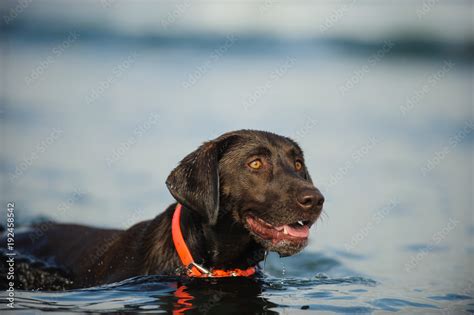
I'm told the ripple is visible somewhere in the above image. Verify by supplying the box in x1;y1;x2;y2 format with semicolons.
370;298;438;312
281;304;375;313
263;276;377;291
428;293;473;301
404;244;448;253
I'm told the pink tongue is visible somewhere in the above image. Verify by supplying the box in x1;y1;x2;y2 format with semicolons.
283;224;309;238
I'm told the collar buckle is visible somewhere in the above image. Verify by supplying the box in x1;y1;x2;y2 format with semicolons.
188;262;211;276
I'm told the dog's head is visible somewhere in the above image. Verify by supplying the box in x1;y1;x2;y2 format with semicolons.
166;130;324;257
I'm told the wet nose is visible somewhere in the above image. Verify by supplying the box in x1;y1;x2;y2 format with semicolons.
297;189;325;210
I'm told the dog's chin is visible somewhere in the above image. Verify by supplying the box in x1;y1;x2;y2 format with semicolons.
244;214;312;257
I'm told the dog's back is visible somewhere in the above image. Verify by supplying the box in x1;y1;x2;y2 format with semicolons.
7;223;123;287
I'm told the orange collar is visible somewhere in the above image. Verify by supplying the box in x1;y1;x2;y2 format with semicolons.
171;203;256;278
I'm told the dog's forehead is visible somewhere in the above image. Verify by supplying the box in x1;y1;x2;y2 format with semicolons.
229;130;303;156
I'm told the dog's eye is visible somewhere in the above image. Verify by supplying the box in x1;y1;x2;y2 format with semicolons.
295;160;303;171
248;159;263;170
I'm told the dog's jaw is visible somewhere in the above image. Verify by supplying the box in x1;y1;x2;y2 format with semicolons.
242;214;313;257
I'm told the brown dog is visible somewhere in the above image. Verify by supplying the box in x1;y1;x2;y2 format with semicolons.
11;130;324;288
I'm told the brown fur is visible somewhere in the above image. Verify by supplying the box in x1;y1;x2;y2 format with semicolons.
11;130;324;288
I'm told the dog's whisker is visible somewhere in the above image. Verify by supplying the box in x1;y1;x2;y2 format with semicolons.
321;210;329;220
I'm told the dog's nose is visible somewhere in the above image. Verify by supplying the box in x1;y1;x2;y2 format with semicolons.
297;189;325;210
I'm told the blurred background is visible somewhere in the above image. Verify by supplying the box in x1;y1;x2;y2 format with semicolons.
0;0;473;312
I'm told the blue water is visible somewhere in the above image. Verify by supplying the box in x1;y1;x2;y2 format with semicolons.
1;275;378;313
0;2;473;313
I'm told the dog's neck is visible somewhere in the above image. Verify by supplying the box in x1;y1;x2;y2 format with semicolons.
179;204;265;270
142;203;265;275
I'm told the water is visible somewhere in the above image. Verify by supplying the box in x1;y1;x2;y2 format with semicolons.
0;2;473;313
2;274;377;314
0;253;470;313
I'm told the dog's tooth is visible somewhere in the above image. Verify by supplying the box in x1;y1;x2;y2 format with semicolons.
298;220;304;226
283;226;289;235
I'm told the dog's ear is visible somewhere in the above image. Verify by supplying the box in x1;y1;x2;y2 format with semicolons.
166;133;240;225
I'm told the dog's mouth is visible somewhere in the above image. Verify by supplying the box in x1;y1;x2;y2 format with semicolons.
245;215;312;244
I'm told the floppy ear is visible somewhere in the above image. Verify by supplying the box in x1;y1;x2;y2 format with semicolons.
166;134;240;225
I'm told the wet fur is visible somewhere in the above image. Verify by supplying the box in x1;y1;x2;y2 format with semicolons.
5;130;323;289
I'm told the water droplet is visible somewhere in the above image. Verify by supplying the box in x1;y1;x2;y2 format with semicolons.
262;250;269;271
314;272;328;280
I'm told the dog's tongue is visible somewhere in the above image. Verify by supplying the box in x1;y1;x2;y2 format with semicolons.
282;224;309;238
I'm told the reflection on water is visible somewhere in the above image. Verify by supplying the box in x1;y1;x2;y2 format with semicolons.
0;245;472;313
0;273;378;314
1;271;461;313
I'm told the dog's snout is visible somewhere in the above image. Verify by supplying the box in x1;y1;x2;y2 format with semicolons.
297;189;325;210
